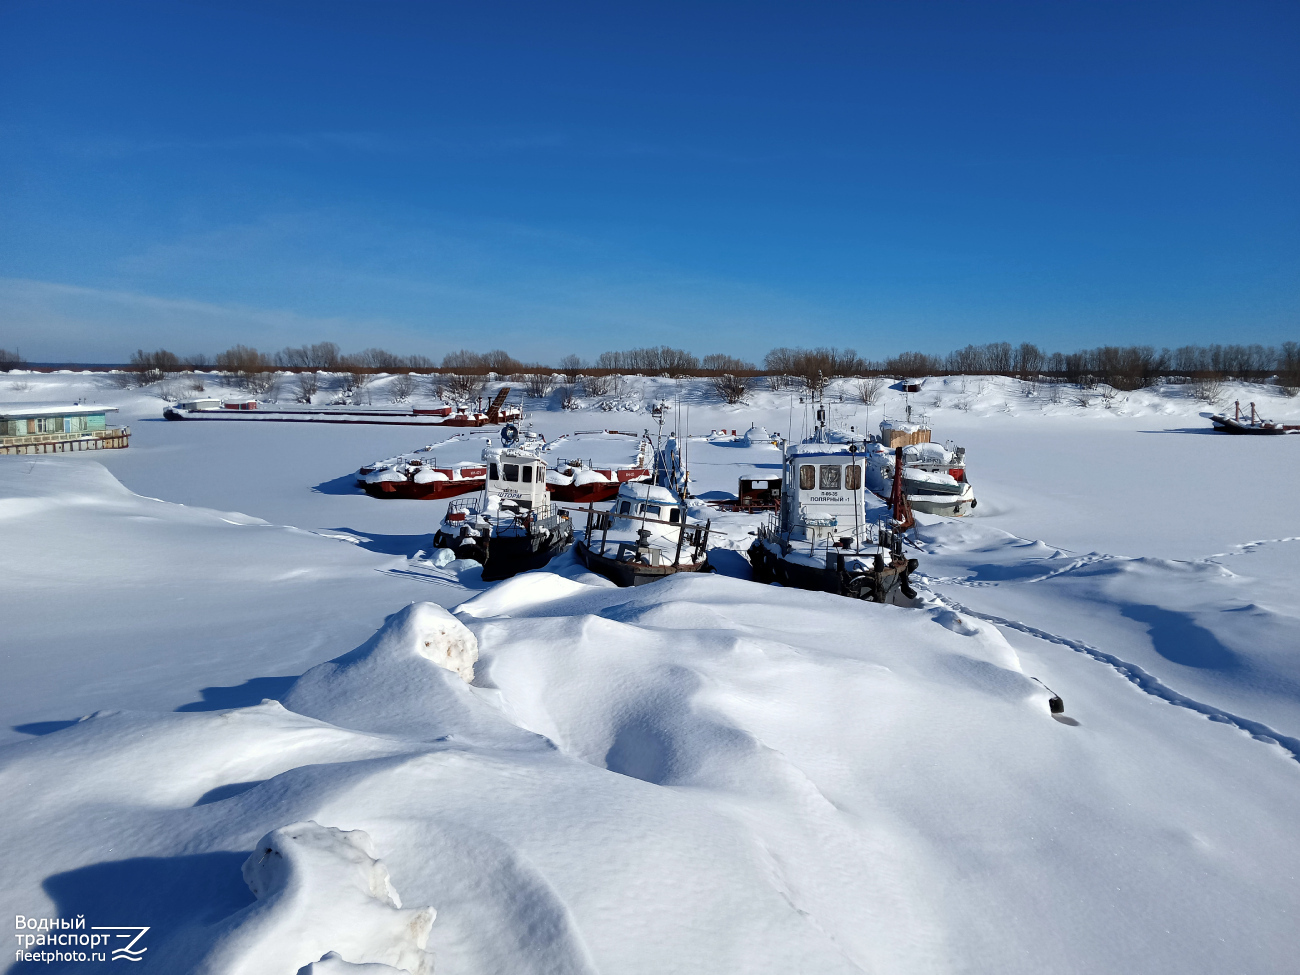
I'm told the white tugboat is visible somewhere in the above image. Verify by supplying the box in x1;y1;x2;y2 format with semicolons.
573;480;712;586
748;405;919;603
433;430;573;581
864;412;976;517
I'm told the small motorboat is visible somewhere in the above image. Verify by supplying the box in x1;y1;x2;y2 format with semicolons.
432;439;573;581
573;481;712;586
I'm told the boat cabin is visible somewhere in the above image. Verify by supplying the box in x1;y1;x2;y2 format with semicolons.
174;398;220;411
779;443;868;543
483;446;549;508
613;482;684;526
736;477;781;509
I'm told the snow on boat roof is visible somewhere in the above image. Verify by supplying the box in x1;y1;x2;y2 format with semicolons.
616;481;680;504
481;445;546;462
0;403;119;418
879;419;928;433
785;441;864;459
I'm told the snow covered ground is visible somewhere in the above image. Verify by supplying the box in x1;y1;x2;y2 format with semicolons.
2;370;1299;974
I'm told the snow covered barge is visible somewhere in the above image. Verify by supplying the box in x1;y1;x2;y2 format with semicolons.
748;408;918;603
545;437;653;503
432;436;573;581
357;456;487;499
574;481;712;586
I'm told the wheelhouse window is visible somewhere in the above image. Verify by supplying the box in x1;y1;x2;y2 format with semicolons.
819;465;841;490
503;464;519;482
845;465;861;490
799;465;816;490
521;466;533;483
620;501;632;514
669;509;680;523
645;505;661;517
489;463;499;480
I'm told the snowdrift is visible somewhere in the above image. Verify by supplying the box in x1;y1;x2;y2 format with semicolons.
5;571;1300;973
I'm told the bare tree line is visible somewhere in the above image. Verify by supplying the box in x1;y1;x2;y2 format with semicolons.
10;338;1299;398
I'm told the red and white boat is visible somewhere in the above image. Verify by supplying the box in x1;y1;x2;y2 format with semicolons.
357;456;487;499
546;462;653;503
545;438;653;503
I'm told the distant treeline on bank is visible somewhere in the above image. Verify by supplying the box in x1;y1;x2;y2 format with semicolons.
3;340;1298;392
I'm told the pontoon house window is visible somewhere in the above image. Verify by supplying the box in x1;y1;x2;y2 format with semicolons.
522;466;533;483
503;464;519;482
799;465;816;490
819;465;841;490
845;465;861;490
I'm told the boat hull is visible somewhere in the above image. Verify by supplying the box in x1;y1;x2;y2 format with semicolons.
574;539;710;587
434;520;573;581
748;538;917;603
907;493;977;517
548;482;623;504
1209;415;1293;435
360;477;485;499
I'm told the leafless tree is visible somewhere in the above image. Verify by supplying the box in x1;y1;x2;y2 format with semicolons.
1190;376;1225;403
130;348;182;385
444;373;486;402
583;373;611;396
277;342;341;370
389;374;416;403
0;348;25;371
296;371;319;402
711;374;750;404
856;376;886;404
243;371;278;396
558;354;583;384
557;385;579;410
702;353;756;372
525;373;555;397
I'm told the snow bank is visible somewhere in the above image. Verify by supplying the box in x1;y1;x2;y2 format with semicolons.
196;822;434;975
572;468;609;485
282;601;537;747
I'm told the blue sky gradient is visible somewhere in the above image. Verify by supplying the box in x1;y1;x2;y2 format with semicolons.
1;1;1297;363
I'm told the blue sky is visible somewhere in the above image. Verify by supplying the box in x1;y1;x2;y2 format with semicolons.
1;1;1296;364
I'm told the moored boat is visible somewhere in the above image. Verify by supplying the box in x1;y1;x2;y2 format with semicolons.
432;441;573;581
1210;401;1299;435
573;481;712;586
747;406;919;603
357;456;486;499
864;416;976;517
